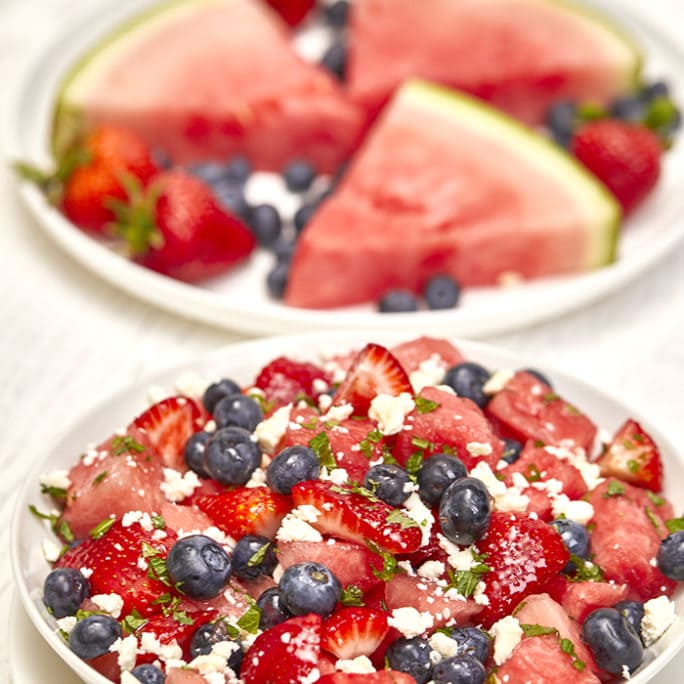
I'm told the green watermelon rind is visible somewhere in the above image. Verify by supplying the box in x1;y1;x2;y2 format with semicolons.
397;79;621;271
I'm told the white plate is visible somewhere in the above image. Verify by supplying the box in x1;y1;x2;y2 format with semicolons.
7;0;684;337
9;331;684;684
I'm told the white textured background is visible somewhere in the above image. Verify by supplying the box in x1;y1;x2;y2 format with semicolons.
1;0;683;681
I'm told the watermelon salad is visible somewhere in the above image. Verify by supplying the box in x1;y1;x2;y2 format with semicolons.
31;336;684;684
16;0;681;311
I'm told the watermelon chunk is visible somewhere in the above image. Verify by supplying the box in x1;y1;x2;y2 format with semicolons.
347;0;640;123
53;0;363;172
285;81;620;309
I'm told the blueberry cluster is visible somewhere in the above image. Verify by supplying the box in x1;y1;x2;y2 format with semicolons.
378;275;462;313
319;1;350;82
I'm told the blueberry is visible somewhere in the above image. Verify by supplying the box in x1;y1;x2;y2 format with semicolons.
203;378;242;414
294;203;317;232
166;534;232;599
266;261;290;299
69;614;122;660
614;600;645;642
657;531;684;580
447;626;492;664
321;41;346;81
610;95;646;122
204;427;262;485
417;454;467;506
249;204;282;246
501;438;523;465
324;0;349;28
582;607;643;675
386;636;434;684
433;654;486;684
130;664;166;684
272;237;297;263
642;80;670;101
184;431;212;478
545;100;577;147
442;362;491;409
424;275;461;310
43;568;90;618
189;621;244;672
257;587;293;630
232;535;278;580
521;367;552;388
439;477;491;545
188;161;230;186
213;393;263;432
364;463;412;506
267;445;321;495
224;155;252;184
213;181;251;220
283;160;316;192
550;518;591;573
378;290;419;313
278;561;341;617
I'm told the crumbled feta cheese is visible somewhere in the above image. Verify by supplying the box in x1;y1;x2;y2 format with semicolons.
109;635;138;672
483;369;514;395
335;655;376;673
92;593;124;618
437;535;480;571
276;505;323;543
254;404;292;453
641;596;676;646
369;393;416;436
409;354;448;393
140;632;183;661
300;667;321;684
320;467;348;485
321;402;354;423
469;462;528;513
388;607;434;638
428;631;460;659
56;616;77;634
39;469;71;491
551;495;594;525
318;393;333;412
544;444;603;490
174;370;209;399
402;492;434;547
490;616;523;665
80;566;93;579
121;510;155;531
245;467;268;488
466;442;493;457
42;538;62;563
160;468;201;503
417;560;446;580
473;581;490;606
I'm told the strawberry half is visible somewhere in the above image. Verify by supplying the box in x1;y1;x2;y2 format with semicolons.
241;613;322;684
291;480;422;554
596;418;663;492
321;607;389;660
196;487;292;540
254;356;331;409
332;343;412;416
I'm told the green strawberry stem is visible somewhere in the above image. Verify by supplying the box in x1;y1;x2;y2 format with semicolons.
111;174;163;256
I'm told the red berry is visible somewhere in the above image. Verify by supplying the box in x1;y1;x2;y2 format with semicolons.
321;607;389;660
254;356;331;409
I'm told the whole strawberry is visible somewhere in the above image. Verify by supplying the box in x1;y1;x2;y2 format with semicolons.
571;119;662;215
117;169;256;282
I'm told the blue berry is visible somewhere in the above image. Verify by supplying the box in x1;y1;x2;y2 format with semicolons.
266;261;290;299
550;518;591;574
614;600;645;641
501;438;523;465
433;654;486;684
545;100;577;147
294;203;317;232
657;531;684;580
521;367;552;388
213;181;250;220
438;477;491;546
131;664;166;684
188;161;230;186
257;587;292;630
278;561;341;617
69;614;122;660
610;95;646;122
417;454;467;506
203;378;242;413
443;362;491;409
184;431;212;478
204;427;262;485
386;636;434;684
232;535;278;580
249;204;282;246
189;621;243;673
447;626;491;664
642;80;670;101
272;237;297;263
283;160;316;192
213;393;263;432
364;463;412;506
321;42;346;81
378;290;419;313
43;568;90;618
224;155;252;184
582;607;643;675
166;534;232;599
324;0;349;27
267;445;321;495
424;275;461;310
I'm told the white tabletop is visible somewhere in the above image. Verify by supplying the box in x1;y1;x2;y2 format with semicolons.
1;0;684;682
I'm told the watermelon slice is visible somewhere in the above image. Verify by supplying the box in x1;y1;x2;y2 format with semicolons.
52;0;363;172
347;0;641;123
285;80;620;309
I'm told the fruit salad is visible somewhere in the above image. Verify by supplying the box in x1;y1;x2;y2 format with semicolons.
31;336;684;684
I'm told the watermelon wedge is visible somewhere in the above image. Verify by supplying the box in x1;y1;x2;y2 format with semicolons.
285;80;620;309
347;0;641;123
52;0;363;172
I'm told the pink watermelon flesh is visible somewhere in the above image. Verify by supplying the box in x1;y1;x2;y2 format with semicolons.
347;0;638;124
285;82;616;309
59;0;363;171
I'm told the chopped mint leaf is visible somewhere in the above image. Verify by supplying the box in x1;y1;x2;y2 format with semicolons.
301;418;319;430
151;515;166;530
382;449;399;466
665;516;684;533
92;471;108;486
237;605;261;634
173;609;194;626
526;464;542;482
543;393;560;404
623;439;636;451
121;611;148;634
309;431;337;470
386;509;419;530
567;555;604;582
247;542;271;567
332;482;380;502
415;396;440;414
89;517;116;540
520;624;558;637
405;451;424;480
603;481;625;498
560;637;585;671
147;556;171;586
645;506;663;533
564;403;581;416
411;437;433;451
111;435;145;456
646;491;665;507
444;558;490;598
533;440;546;448
367;539;403;582
340;585;365;607
40;484;67;499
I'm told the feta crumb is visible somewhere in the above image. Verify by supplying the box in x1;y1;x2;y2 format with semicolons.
276;505;323;543
335;655;376;673
321;402;354;423
245;467;268;488
300;667;321;684
254;404;292;453
402;492;434;547
39;469;71;491
174;370;209;399
490;615;523;665
437;535;479;571
417;560;446;580
622;664;631;680
109;635;138;672
56;616;77;634
469;462;528;513
428;631;460;659
483;369;514;395
92;593;124;618
369;393;416;436
466;442;493;457
121;510;155;531
544;444;604;490
641;596;676;646
409;354;448;393
320;467;348;485
140;632;183;661
388;607;434;638
318;394;333;412
42;538;62;563
160;468;201;502
551;495;594;525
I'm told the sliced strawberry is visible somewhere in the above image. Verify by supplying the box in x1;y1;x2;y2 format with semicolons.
241;614;322;684
195;486;292;540
254;356;332;410
132;395;205;470
321;607;389;659
318;672;417;684
291;480;422;554
596;419;663;492
390;336;465;375
264;0;315;26
332;343;412;416
475;512;569;626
